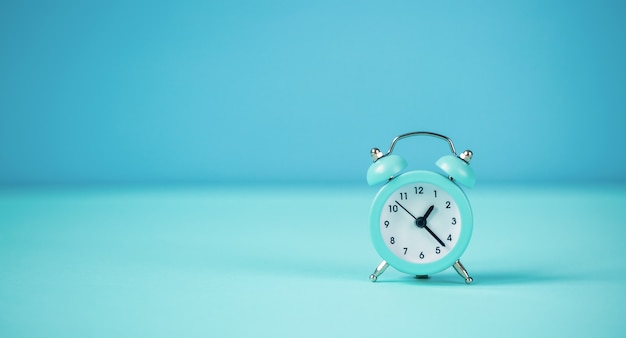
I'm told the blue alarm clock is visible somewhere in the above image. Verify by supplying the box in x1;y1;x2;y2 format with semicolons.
367;131;475;284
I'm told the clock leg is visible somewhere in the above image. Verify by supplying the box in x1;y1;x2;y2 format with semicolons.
453;260;473;284
369;260;389;282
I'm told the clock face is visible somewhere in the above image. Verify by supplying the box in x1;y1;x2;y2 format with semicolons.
379;182;462;264
369;170;473;275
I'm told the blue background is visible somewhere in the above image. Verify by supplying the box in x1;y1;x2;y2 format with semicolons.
2;0;625;185
2;2;626;338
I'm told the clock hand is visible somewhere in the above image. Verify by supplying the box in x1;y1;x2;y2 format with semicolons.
394;200;417;220
423;225;446;247
422;205;434;220
399;203;445;248
418;204;445;246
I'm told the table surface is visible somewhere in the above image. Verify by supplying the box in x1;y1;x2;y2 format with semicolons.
1;183;625;337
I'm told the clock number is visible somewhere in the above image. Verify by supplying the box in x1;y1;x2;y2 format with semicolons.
451;217;457;225
435;246;441;254
403;247;408;255
388;205;398;213
399;192;408;200
419;251;425;259
414;186;424;194
384;220;390;228
445;201;451;209
390;237;395;244
434;190;437;198
447;234;452;242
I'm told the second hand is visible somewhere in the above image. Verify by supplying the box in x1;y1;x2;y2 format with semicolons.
395;201;446;247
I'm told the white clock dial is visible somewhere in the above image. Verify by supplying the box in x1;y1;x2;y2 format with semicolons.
379;182;462;264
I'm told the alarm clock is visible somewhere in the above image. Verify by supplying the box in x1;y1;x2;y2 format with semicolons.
367;131;475;284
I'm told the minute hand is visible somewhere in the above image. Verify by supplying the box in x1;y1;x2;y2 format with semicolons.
423;225;446;247
415;204;446;247
394;202;446;247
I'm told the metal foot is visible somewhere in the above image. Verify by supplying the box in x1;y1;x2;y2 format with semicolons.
415;275;430;279
369;260;389;282
453;260;473;284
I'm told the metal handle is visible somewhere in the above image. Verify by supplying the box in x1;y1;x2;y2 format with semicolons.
386;131;457;156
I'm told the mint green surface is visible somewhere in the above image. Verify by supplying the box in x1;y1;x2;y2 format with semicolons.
366;154;408;186
436;154;476;188
369;171;473;276
1;184;626;337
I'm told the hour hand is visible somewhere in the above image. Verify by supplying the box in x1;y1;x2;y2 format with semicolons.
415;205;434;228
415;205;445;247
422;205;434;220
